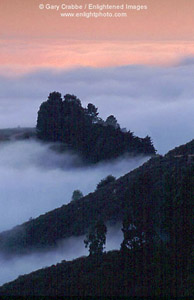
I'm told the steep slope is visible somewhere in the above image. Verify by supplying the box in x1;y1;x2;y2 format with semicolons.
165;139;194;156
0;160;193;297
0;140;193;297
0;251;143;296
0;248;192;297
0;140;193;256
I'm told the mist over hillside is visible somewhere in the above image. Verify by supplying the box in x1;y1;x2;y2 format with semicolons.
0;139;148;232
0;134;133;286
0;60;193;295
0;223;123;286
0;138;193;295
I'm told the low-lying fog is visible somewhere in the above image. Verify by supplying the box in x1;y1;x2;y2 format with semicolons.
0;223;123;286
1;61;193;288
0;139;148;232
0;138;148;286
1;61;194;154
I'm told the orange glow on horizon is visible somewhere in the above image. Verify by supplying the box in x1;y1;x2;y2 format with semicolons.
0;40;194;75
1;0;194;75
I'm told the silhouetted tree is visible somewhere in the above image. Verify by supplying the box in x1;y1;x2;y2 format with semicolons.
71;190;83;202
85;103;99;123
36;92;156;162
96;175;116;190
84;220;107;256
121;215;145;251
36;92;63;141
142;135;156;154
64;94;81;106
105;115;120;129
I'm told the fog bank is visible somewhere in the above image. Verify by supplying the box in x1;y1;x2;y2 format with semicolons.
1;60;194;153
0;140;148;232
0;223;123;286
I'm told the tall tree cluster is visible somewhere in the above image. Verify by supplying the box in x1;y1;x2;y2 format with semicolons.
37;92;156;162
84;220;107;256
121;164;194;296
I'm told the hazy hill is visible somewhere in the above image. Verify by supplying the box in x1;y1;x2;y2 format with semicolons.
36;92;156;162
0;147;193;296
0;140;193;256
0;127;35;142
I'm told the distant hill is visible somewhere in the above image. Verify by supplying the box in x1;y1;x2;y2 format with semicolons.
0;127;36;142
0;140;193;256
165;139;194;157
36;92;156;162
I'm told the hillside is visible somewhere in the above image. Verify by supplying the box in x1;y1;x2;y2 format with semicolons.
165;139;194;157
0;158;193;296
0;246;193;297
0;251;158;296
0;127;35;142
0;141;193;256
0;140;193;296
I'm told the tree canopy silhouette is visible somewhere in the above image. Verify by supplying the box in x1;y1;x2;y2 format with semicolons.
84;220;107;256
36;92;156;162
96;175;116;190
71;190;83;202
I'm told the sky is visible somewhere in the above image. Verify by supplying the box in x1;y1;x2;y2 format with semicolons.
0;62;194;154
0;0;193;140
0;0;194;72
0;0;193;220
0;0;193;151
2;0;194;42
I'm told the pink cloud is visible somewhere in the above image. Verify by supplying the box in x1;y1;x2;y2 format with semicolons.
1;39;194;75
